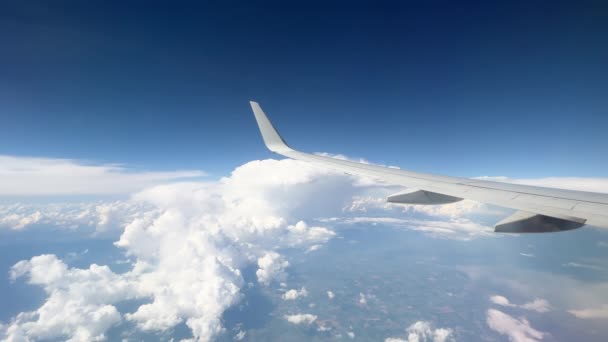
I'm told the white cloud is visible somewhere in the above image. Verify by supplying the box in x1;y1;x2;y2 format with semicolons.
306;244;322;253
519;253;535;258
489;295;550;313
316;324;331;332
5;254;136;342
569;305;608;319
0;155;204;196
345;195;498;219
284;314;317;325
520;299;551;313
282;287;308;301
490;295;511;306
562;262;605;271
460;264;608;327
385;321;453;342
2;159;342;342
234;330;246;340
359;293;367;305
0;201;148;232
347;331;355;338
327;291;335;299
486;309;544;342
256;252;289;286
4;155;607;342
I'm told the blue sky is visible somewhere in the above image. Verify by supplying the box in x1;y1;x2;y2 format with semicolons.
1;1;607;178
2;2;608;341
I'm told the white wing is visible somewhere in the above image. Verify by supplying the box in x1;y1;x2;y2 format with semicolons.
250;101;608;233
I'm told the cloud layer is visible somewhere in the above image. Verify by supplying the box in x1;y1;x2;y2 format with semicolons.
3;155;608;341
2;159;342;341
0;155;204;196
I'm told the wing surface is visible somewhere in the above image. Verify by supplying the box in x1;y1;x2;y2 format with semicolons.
250;101;608;232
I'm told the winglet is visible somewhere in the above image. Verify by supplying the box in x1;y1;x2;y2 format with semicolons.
250;101;293;154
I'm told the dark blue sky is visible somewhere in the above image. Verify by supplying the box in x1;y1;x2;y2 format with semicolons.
1;1;607;177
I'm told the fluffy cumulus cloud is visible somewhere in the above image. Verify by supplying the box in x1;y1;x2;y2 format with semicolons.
284;314;317;325
282;287;308;301
385;321;453;342
323;215;494;240
256;252;289;286
490;295;551;313
1;159;346;341
486;309;544;342
5;254;135;341
0;155;204;196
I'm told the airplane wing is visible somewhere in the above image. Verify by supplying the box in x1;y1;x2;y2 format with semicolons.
250;101;608;233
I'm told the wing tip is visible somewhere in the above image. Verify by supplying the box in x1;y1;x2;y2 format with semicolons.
249;101;293;154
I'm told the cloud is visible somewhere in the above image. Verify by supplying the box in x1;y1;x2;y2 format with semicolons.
306;244;322;253
0;201;148;232
460;265;608;326
2;159;343;342
569;305;608;319
359;293;367;305
323;216;493;240
5;254;136;342
519;253;535;258
0;155;204;196
486;309;544;342
562;262;605;271
4;155;608;341
234;330;246;340
256;252;289;286
344;195;494;219
490;295;511;306
284;314;317;325
385;321;453;342
327;291;335;299
489;295;550;313
282;287;308;300
520;299;551;313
